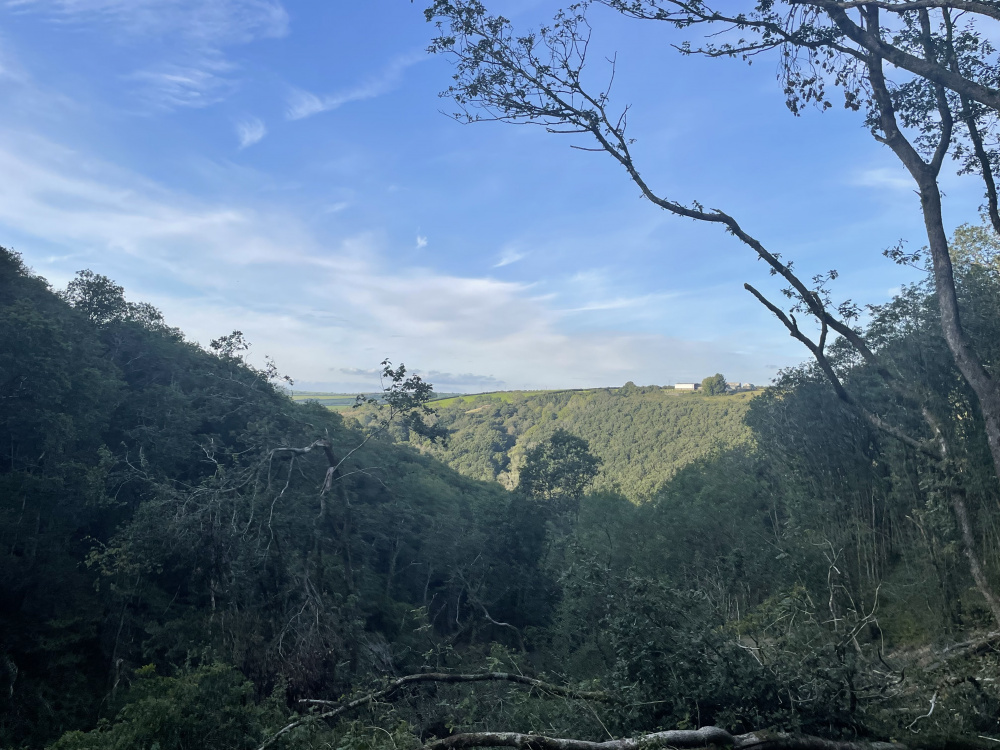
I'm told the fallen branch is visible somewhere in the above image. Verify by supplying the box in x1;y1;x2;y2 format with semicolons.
906;691;938;732
424;727;905;750
259;672;615;750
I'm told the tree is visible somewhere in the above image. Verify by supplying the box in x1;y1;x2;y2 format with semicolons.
61;269;168;330
517;429;601;506
701;373;727;396
424;0;1000;626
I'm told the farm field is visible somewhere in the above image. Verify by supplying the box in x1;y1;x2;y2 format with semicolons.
290;390;464;410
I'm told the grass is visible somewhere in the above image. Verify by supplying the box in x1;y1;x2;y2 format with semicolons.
290;391;465;411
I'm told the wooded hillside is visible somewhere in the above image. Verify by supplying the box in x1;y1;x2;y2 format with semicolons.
7;242;1000;750
361;386;756;501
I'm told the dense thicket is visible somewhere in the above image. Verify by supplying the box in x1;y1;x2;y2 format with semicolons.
8;237;1000;750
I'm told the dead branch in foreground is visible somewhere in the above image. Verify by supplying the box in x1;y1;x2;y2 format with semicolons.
424;728;905;750
299;671;615;707
259;672;615;750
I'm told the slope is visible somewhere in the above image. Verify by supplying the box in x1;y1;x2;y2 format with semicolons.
399;383;758;501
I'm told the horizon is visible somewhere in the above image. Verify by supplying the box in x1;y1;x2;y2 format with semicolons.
284;380;761;395
0;0;969;393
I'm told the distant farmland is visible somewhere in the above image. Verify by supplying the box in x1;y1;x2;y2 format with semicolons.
289;391;464;411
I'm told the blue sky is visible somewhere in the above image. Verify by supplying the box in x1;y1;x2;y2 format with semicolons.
0;0;983;391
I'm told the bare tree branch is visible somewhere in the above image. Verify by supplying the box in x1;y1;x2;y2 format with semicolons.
424;727;905;750
259;672;616;750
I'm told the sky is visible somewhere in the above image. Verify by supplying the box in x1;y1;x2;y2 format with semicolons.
0;0;988;392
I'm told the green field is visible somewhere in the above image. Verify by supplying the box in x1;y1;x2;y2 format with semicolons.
429;389;571;408
290;390;464;410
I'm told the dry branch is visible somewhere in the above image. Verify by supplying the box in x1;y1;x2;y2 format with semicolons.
300;671;615;707
423;727;905;750
424;727;906;750
259;672;615;750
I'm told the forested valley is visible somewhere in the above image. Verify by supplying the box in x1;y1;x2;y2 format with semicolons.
367;384;755;500
7;219;1000;750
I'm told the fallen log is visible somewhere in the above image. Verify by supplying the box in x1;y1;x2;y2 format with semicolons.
424;728;904;750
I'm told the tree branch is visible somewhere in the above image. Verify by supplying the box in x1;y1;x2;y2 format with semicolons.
830;0;1000;23
259;672;616;750
745;283;942;459
424;727;905;750
797;0;1000;111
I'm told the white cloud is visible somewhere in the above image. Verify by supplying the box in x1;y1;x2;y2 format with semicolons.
5;0;289;44
852;166;914;192
494;248;525;267
7;0;289;111
416;370;505;390
129;58;237;110
285;89;325;121
286;52;424;121
0;130;801;391
415;235;428;249
561;294;669;313
236;116;267;148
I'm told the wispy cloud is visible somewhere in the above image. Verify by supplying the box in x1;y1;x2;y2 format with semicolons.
5;0;289;44
417;370;505;390
0;130;799;391
8;0;289;111
494;248;525;267
236;116;267;148
852;166;913;192
415;234;428;249
286;52;424;121
0;38;29;85
129;58;236;110
0;35;79;118
562;296;660;313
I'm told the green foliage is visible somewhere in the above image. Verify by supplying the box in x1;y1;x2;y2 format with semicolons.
700;373;727;396
0;253;522;746
60;269;171;332
518;430;599;503
398;386;755;500
48;664;287;750
354;359;447;442
14;232;1000;749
